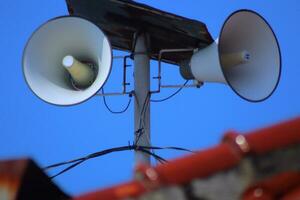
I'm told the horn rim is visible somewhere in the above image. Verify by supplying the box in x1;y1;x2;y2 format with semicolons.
218;9;282;102
22;15;113;106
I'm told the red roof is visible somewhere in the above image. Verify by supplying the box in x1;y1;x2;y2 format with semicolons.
73;117;300;200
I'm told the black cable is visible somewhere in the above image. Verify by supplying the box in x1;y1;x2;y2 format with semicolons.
45;146;133;171
136;94;151;148
50;160;85;179
45;144;193;171
101;88;132;114
47;146;131;179
45;144;193;179
151;80;189;103
47;145;166;179
138;148;167;164
140;145;194;153
134;92;158;163
134;93;151;145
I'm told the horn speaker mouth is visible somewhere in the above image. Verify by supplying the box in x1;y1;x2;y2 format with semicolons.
219;9;281;102
22;16;113;106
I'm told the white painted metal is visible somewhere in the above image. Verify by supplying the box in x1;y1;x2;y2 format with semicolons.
23;16;112;105
191;41;227;84
134;34;151;164
191;43;250;83
189;10;281;102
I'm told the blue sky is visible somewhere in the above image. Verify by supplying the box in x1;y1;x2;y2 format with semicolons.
0;0;299;196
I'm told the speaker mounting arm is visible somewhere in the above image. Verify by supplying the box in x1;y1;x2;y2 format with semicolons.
161;82;203;89
96;55;132;97
151;48;202;94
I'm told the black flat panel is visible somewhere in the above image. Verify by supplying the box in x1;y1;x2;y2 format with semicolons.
66;0;213;64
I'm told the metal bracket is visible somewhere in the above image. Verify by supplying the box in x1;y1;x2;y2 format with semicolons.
97;48;202;97
151;48;197;94
161;81;203;89
96;55;132;97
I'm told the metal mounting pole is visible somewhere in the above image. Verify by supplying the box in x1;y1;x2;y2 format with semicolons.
134;33;151;165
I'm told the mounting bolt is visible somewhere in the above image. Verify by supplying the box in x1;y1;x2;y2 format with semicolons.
194;80;203;88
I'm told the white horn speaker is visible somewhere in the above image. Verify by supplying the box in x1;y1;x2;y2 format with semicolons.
22;16;112;106
180;10;281;102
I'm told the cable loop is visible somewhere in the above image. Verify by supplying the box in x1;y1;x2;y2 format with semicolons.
151;80;189;102
101;88;132;114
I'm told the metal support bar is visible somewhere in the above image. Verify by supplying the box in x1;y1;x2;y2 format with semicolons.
98;48;197;97
151;48;195;94
113;56;127;59
96;92;129;97
161;82;203;88
95;55;132;97
123;55;131;94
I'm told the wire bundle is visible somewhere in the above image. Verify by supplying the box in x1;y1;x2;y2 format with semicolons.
45;144;193;179
44;80;192;179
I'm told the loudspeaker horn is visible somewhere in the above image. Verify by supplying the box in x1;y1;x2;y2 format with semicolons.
22;16;112;106
180;10;281;102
